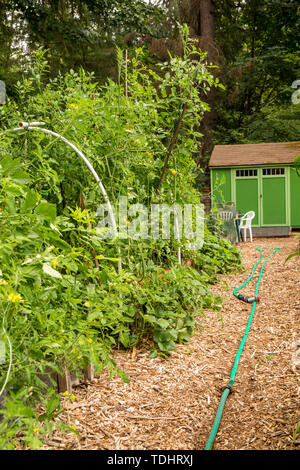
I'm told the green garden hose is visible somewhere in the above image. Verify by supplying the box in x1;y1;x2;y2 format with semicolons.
204;247;281;450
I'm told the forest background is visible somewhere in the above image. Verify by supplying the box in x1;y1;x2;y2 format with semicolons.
1;0;300;185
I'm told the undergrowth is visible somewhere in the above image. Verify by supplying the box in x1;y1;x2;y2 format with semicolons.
0;30;242;449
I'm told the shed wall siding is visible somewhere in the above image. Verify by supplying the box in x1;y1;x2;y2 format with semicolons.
290;167;300;227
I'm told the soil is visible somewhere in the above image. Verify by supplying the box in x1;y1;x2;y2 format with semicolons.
42;235;300;451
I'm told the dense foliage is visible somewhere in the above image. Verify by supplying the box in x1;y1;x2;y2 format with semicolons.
0;0;298;450
214;0;300;145
0;38;242;449
0;0;164;91
2;1;300;167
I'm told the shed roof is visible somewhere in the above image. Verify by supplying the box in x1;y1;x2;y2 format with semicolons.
209;141;300;167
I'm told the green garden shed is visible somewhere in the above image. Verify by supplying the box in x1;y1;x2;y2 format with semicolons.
209;141;300;237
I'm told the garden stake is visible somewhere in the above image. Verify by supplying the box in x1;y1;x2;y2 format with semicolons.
204;247;281;450
155;69;198;196
155;69;198;265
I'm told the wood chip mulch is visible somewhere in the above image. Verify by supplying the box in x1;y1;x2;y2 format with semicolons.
42;235;300;450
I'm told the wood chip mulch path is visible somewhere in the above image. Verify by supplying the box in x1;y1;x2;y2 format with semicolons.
43;235;300;450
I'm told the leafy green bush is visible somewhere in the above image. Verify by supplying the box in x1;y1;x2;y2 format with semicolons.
0;34;242;449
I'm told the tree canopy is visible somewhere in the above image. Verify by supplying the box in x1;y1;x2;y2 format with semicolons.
1;0;300;178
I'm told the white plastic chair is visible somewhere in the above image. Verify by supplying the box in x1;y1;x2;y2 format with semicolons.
219;211;233;221
239;211;255;242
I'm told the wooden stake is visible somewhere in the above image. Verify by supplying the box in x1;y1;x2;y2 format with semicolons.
57;367;72;394
83;363;95;381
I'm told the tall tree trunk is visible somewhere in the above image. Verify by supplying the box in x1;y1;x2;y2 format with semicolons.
199;0;214;49
179;0;216;172
198;0;215;168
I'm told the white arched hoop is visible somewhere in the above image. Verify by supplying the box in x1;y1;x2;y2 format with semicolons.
0;122;121;271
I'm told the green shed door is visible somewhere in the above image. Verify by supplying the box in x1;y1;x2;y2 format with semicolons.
261;176;286;225
290;167;300;227
235;178;259;226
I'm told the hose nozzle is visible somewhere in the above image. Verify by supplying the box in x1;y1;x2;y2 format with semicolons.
236;294;260;304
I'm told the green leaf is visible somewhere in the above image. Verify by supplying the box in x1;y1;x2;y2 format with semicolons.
46;394;61;417
99;270;109;283
10;169;31;184
156;318;170;329
28;436;42;450
0;156;22;175
35;202;57;221
148;349;158;358
96;255;120;262
119;332;130;348
294;154;300;165
10;403;35;418
154;330;176;352
177;328;191;343
117;368;130;383
184;314;194;327
143;314;157;324
294;155;300;176
21;190;38;213
285;251;300;262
